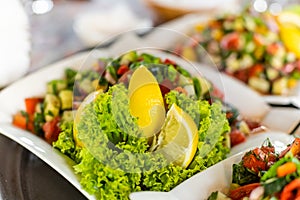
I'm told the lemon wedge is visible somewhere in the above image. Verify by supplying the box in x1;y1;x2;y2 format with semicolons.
157;104;198;168
128;66;166;139
276;11;300;58
73;90;102;147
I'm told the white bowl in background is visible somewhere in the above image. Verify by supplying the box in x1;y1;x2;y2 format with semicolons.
0;0;30;88
73;3;152;47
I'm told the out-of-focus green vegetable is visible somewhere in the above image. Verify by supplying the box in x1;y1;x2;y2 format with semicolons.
44;94;60;122
59;90;73;110
47;79;67;94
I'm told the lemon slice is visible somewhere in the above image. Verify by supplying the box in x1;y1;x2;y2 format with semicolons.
128;66;165;139
276;11;300;58
73;90;102;147
157;104;198;168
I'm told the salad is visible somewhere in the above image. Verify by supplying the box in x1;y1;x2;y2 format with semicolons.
12;51;261;199
176;8;300;95
208;138;300;200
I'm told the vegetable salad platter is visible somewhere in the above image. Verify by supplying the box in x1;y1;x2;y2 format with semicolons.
174;134;300;200
0;40;297;200
130;132;295;200
147;5;300;107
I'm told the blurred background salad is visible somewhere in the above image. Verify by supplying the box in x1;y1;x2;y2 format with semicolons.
19;0;300;83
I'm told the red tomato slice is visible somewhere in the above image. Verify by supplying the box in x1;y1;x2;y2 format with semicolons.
43;117;61;144
229;183;261;200
25;97;43;115
230;129;246;147
221;32;240;51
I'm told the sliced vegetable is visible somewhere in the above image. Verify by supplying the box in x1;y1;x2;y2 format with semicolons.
280;178;300;200
242;145;277;173
58;90;73;110
178;8;300;95
12;111;34;132
277;162;297;177
232;163;260;185
228;183;260;200
44;94;61;122
47;79;67;94
229;129;246;147
209;138;300;199
117;65;129;75
24;97;43;115
43;116;61;144
12;112;28;130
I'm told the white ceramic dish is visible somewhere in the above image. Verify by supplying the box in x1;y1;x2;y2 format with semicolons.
263;85;300;108
0;37;292;199
73;3;152;47
130;132;295;200
0;52;97;200
0;0;30;88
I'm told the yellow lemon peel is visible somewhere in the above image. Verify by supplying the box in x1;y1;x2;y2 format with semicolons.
158;104;198;168
276;11;300;58
128;66;165;139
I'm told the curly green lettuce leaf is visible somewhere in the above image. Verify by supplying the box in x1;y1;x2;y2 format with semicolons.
53;121;81;163
143;91;230;191
54;86;230;200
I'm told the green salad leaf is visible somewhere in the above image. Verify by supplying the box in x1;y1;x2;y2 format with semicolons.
232;163;260;185
54;83;230;199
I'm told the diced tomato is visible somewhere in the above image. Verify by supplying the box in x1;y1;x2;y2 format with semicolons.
117;65;129;75
43;116;61;144
25;97;43;115
163;58;176;65
220;32;240;51
266;43;280;55
243;150;266;172
27;118;35;133
233;69;249;83
12;112;27;130
12;112;35;132
249;64;264;77
159;79;173;97
230;129;246;147
229;183;261;200
242;145;277;173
